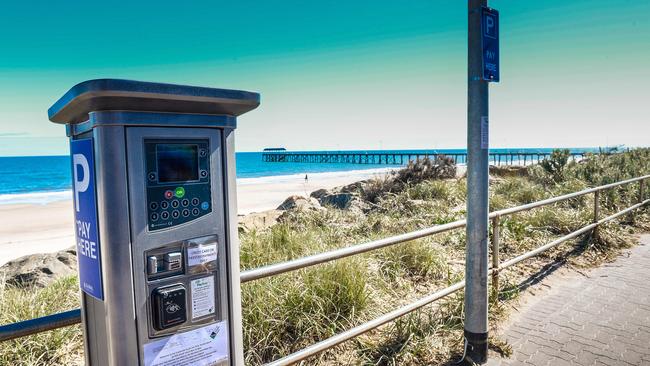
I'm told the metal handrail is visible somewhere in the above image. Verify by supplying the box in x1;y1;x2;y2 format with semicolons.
265;198;650;366
0;309;81;342
240;174;650;282
240;220;467;283
266;281;467;366
498;199;650;270
489;175;649;218
0;174;647;364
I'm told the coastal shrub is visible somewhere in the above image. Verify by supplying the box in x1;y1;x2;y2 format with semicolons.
407;179;466;206
239;222;321;269
489;194;509;211
357;304;460;365
493;177;546;204
552;178;590;208
407;180;451;201
534;148;650;188
300;260;368;321
522;206;587;236
394;156;457;185
500;216;529;244
242;259;369;364
0;275;82;366
241;277;292;363
361;156;457;203
591;222;635;252
360;289;467;365
540;148;570;183
569;148;650;187
376;240;448;280
361;175;396;204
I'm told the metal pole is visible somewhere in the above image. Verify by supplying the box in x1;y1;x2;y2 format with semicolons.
593;190;600;241
491;215;500;302
465;0;489;363
0;309;81;342
640;179;645;204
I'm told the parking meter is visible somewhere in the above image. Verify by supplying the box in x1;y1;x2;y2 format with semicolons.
48;79;259;366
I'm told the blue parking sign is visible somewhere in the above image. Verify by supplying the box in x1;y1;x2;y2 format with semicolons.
481;7;499;82
70;138;103;300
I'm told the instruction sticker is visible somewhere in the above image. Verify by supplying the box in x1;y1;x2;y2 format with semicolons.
143;321;229;366
191;276;216;319
188;243;217;267
480;116;489;149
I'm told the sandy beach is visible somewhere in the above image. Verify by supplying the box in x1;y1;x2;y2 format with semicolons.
0;168;393;266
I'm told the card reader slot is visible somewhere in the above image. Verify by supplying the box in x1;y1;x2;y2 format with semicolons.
146;246;184;280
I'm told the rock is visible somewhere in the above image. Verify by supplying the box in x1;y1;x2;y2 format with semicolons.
276;195;323;211
310;180;367;200
310;189;330;200
339;180;368;193
318;192;354;209
310;183;374;213
346;197;372;214
0;247;77;288
238;210;283;233
317;192;371;213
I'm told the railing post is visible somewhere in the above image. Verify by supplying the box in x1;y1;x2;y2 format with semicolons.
593;190;600;240
491;215;500;302
640;179;645;204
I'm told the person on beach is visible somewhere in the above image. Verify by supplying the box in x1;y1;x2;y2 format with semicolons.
304;174;308;183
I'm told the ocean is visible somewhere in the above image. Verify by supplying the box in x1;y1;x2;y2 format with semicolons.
0;148;601;205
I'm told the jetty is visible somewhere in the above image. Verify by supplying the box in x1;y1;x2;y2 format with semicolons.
261;150;592;166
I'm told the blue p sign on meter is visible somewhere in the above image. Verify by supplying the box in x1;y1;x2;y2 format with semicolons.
481;7;499;82
71;138;103;300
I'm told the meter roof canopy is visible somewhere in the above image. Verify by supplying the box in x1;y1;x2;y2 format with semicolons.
48;79;261;124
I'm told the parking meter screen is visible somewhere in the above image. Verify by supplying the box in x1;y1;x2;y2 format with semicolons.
156;144;199;183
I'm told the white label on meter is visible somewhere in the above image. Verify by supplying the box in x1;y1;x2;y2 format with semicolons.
187;243;217;267
191;276;215;319
143;321;228;366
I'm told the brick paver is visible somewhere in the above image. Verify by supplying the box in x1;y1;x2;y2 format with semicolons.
488;234;650;365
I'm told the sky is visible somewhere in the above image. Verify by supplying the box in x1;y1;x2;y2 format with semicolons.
0;0;648;156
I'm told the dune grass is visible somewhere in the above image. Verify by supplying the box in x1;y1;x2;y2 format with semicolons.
240;149;650;364
0;276;83;366
0;149;648;365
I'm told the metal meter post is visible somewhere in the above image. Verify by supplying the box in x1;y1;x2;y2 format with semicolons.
48;79;259;366
465;1;499;364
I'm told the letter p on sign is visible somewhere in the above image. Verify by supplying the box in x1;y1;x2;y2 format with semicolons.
73;153;90;212
483;12;497;39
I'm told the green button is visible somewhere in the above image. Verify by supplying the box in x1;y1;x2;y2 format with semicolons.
175;187;185;198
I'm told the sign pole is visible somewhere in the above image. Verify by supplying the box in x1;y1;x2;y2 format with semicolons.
464;0;498;363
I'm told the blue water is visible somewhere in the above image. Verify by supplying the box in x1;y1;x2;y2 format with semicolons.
0;148;603;200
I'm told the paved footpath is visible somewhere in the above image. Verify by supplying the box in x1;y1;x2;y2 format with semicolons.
487;234;650;366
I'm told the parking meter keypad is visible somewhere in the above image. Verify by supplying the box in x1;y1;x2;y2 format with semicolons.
144;140;212;231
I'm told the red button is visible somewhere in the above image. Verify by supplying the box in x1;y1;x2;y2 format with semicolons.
164;190;174;199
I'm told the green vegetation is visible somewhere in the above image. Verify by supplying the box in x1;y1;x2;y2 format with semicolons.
0;276;82;366
240;150;650;365
539;148;570;183
1;149;648;365
361;156;457;203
